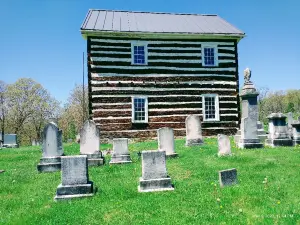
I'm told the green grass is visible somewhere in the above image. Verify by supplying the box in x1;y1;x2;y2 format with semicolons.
1;138;300;224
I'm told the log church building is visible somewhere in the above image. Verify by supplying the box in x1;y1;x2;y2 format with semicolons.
80;9;245;138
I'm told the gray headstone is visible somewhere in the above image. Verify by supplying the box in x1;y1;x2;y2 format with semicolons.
217;134;231;156
42;123;64;158
219;168;238;187
61;155;88;185
80;120;100;155
142;150;168;180
238;69;263;149
32;140;36;146
185;115;203;146
291;121;300;145
113;138;129;155
157;127;177;157
110;138;132;164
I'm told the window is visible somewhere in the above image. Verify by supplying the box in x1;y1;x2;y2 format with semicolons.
202;45;218;66
202;94;219;121
132;97;148;123
131;41;148;65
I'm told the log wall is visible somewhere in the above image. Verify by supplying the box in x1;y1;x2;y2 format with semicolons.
87;36;240;139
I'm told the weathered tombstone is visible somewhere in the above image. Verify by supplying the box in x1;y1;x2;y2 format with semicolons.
291;121;300;145
80;120;104;166
54;155;94;200
110;138;132;164
219;168;238;187
185;115;203;146
138;150;174;192
265;113;293;147
217;134;231;156
157;127;178;158
37;123;64;172
287;112;293;137
32;140;36;146
237;68;263;149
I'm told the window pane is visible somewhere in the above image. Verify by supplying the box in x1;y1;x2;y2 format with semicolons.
204;96;216;120
203;47;215;66
133;98;146;121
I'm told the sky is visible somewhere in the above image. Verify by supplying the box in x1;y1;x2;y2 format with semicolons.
0;0;299;104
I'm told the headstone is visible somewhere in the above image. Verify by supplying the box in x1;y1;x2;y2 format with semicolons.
157;127;178;158
265;113;293;147
217;134;231;156
219;168;238;187
185;115;203;146
32;140;36;146
237;68;263;149
291;121;300;145
37;123;64;172
54;155;94;200
110;138;132;164
138;150;174;192
80;120;104;166
2;134;18;148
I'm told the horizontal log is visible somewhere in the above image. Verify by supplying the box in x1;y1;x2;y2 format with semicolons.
91;90;237;96
92;95;237;103
91;75;237;82
90;67;236;75
218;49;235;54
91;82;236;89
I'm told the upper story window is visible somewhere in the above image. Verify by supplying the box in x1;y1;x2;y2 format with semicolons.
131;41;148;65
132;96;148;123
202;94;220;122
202;45;218;67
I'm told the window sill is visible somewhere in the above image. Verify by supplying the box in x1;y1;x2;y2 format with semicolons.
203;120;220;123
131;63;148;66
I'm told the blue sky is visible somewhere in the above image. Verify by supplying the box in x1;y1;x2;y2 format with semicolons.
0;0;299;104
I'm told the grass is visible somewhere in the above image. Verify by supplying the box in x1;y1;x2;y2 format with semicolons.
1;138;300;224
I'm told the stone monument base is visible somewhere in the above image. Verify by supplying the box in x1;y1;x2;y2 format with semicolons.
138;177;174;192
265;138;293;147
110;154;132;164
37;157;61;172
185;138;203;146
54;182;94;201
81;153;104;166
238;139;263;149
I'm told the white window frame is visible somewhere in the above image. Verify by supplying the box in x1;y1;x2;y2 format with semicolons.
202;94;220;122
131;96;148;123
202;44;218;67
131;41;148;65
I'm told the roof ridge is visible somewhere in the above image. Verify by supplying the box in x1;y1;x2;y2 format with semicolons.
88;9;218;16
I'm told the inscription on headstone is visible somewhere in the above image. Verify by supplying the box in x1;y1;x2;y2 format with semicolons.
138;150;174;192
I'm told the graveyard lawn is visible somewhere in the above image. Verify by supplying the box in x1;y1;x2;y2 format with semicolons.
1;139;300;224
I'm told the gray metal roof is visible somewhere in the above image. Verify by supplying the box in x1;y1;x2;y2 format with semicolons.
81;9;245;36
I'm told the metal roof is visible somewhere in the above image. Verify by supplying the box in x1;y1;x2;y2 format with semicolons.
81;9;245;36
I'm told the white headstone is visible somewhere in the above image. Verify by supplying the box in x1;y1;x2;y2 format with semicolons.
110;138;132;164
217;134;232;156
157;127;177;157
185;115;203;146
80;120;100;155
42;123;64;158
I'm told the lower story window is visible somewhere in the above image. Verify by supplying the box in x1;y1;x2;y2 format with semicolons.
132;97;148;123
202;94;219;121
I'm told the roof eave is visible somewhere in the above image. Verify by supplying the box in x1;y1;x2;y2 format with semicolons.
80;30;246;42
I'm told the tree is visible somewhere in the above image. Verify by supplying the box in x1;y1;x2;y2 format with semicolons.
5;78;60;144
0;81;7;144
58;84;88;141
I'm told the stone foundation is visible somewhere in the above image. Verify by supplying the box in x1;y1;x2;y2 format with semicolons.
54;182;94;201
265;139;293;147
